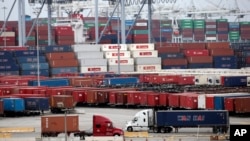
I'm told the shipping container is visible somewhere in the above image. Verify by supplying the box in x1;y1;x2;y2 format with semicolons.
108;65;134;72
2;98;25;112
135;64;161;72
24;97;49;111
101;44;128;51
48;59;79;68
46;52;76;60
131;50;158;58
28;78;70;87
50;95;75;113
134;57;161;65
79;58;107;66
72;44;101;52
102;77;139;86
108;58;134;66
0;100;3;115
41;115;79;134
104;51;131;59
234;97;250;113
128;43;155;51
80;66;107;73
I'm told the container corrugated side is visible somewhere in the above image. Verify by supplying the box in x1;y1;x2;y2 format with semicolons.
50;67;78;75
131;50;158;58
2;98;25;112
20;63;49;71
135;64;161;72
134;57;161;65
128;44;155;51
108;65;134;72
80;66;107;73
108;58;134;65
101;44;128;51
24;97;49;111
104;51;131;59
79;58;107;66
76;51;103;59
72;44;101;52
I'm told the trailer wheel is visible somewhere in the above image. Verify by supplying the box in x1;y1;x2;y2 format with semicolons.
127;127;133;132
160;128;166;133
153;127;159;133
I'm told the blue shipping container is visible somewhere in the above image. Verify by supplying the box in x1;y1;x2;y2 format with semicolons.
24;97;49;111
158;53;184;59
3;98;25;112
156;110;229;127
222;76;247;87
103;77;139;86
28;78;70;87
20;69;49;77
50;67;78;75
162;65;187;69
0;71;19;76
40;45;72;53
20;63;49;71
0;63;19;71
188;63;213;69
14;50;38;57
16;56;47;63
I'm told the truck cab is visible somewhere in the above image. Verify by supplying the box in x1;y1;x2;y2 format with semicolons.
125;109;153;132
93;115;124;136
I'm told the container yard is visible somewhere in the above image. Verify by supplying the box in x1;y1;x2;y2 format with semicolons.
1;0;250;141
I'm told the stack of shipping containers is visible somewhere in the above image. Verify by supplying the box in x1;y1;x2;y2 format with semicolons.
132;20;148;43
45;46;78;76
74;44;107;73
0;51;19;76
180;19;193;41
193;19;205;41
17;50;49;76
205;19;217;41
228;22;240;42
103;44;134;72
53;26;74;46
216;19;229;41
130;43;161;72
240;22;250;41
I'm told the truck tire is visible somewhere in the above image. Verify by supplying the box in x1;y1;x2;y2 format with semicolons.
127;127;133;132
153;127;159;133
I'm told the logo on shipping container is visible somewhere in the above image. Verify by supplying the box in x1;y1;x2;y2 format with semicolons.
143;66;155;70
112;53;125;56
108;45;120;49
88;68;101;71
139;52;152;56
115;60;128;64
136;45;148;49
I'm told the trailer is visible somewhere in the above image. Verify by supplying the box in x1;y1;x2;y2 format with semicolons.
125;109;229;133
41;114;124;139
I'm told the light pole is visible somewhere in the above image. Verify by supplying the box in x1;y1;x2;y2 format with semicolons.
2;6;7;47
33;7;40;86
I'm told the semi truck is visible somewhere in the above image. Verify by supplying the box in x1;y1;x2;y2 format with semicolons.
41;114;123;139
125;109;229;133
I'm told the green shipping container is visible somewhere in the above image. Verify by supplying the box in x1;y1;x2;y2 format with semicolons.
133;30;148;34
240;22;250;25
206;31;217;34
216;19;228;22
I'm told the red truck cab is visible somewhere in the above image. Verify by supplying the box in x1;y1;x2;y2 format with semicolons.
93;115;124;136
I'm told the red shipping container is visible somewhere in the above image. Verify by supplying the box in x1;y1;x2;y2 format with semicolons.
49;59;79;67
147;93;159;107
209;48;234;56
0;100;3;115
179;93;198;109
177;76;195;85
50;95;75;109
234;97;250;113
162;58;188;66
224;97;234;112
187;56;213;63
109;91;117;105
181;43;206;50
126;91;141;106
0;37;15;42
11;94;47;98
158;92;170;107
46;52;76;60
183;49;209;57
19;86;47;94
65;89;87;104
0;86;16;95
116;92;128;105
206;95;216;110
206;42;230;49
156;47;180;53
168;93;181;108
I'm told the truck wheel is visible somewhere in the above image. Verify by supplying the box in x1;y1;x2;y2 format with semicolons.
153;127;159;133
127;127;133;132
160;128;166;133
114;134;120;136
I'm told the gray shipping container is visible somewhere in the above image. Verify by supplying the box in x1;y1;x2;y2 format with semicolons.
134;57;161;65
76;51;104;59
79;58;107;66
108;65;134;72
72;44;101;52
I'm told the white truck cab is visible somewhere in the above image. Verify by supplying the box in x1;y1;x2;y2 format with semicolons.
125;109;153;132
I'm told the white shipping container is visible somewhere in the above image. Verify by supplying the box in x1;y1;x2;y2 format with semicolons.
198;94;206;109
76;51;103;59
134;57;161;65
194;75;208;85
108;58;134;65
0;32;15;37
131;50;158;58
207;75;221;85
79;58;107;66
72;44;101;52
108;65;134;72
128;43;155;51
135;64;161;72
206;37;217;41
80;66;107;73
104;51;131;59
101;44;127;51
247;76;250;87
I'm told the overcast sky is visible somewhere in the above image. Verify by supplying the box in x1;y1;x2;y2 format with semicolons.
1;0;250;22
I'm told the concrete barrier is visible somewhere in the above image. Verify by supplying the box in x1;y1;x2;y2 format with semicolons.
0;127;35;133
124;131;149;138
85;136;124;141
